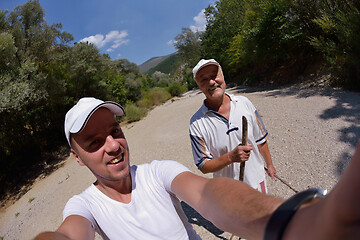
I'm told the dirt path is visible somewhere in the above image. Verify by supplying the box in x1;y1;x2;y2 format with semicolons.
0;86;359;240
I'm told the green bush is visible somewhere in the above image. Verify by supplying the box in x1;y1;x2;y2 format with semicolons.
167;81;187;97
137;87;171;108
124;103;147;122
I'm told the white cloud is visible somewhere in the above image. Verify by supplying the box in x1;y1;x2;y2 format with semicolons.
167;39;176;46
167;9;207;46
79;30;129;52
80;34;107;48
190;9;207;32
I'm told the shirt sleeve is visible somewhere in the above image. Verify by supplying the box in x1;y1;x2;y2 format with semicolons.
243;97;268;144
150;160;190;192
63;195;96;228
189;122;212;169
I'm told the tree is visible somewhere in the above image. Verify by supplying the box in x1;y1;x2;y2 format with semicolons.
310;0;360;89
174;27;202;67
0;1;75;200
201;0;247;66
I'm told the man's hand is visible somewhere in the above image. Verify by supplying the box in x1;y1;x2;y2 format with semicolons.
229;144;253;163
265;164;277;180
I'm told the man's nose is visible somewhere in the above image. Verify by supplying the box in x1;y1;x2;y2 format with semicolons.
104;135;121;154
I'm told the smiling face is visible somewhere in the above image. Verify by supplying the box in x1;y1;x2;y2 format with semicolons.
195;64;226;107
71;107;130;184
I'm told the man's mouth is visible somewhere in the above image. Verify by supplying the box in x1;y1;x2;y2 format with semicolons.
208;83;221;92
108;153;124;165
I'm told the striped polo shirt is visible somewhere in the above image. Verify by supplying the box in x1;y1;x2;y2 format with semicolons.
189;93;268;189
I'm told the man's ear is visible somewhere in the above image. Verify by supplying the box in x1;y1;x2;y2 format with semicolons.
71;148;86;166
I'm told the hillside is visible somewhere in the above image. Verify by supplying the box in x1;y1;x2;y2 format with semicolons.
146;53;183;76
138;54;173;74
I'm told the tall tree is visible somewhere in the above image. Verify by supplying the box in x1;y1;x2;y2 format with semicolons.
0;0;74;190
201;0;247;66
174;27;202;67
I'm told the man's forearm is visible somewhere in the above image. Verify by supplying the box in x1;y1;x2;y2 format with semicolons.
198;177;283;239
258;141;273;166
200;154;232;173
34;232;72;240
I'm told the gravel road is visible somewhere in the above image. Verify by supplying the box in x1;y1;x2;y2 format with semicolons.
0;85;359;240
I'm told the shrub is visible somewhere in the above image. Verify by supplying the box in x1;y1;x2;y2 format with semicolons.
137;87;171;108
124;103;147;122
167;81;187;97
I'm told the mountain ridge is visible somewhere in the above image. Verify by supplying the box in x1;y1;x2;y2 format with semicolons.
138;53;175;74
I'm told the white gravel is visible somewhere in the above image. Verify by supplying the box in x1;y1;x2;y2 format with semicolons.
0;85;359;240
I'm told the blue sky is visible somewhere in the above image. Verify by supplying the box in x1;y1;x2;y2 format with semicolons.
0;0;214;65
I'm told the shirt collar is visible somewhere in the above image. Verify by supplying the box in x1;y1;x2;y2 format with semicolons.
200;92;235;115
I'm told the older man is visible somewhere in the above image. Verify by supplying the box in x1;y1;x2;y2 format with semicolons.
189;59;276;193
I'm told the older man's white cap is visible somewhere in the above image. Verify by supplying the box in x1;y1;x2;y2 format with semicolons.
64;97;124;146
192;59;221;79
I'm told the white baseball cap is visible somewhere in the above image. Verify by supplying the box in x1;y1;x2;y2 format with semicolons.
64;97;124;146
192;59;221;79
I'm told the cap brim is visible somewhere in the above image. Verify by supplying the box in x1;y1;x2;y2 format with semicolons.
69;101;124;135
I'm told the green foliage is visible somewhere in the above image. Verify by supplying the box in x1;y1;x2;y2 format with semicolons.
114;58;140;75
146;53;183;76
124;73;143;102
150;71;171;87
0;1;135;203
104;69;127;105
174;28;202;67
137;87;171;108
201;0;247;64
167;81;187;97
124;102;147;122
194;0;360;85
64;42;109;100
310;1;360;90
225;0;316;81
0;33;17;70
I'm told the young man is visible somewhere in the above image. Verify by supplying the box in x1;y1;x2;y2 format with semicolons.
34;97;360;240
189;59;276;193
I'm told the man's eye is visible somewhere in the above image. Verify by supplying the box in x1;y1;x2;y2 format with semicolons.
90;139;100;147
112;128;122;137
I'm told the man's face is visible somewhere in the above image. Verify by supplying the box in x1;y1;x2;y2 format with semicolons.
195;65;226;102
71;108;130;183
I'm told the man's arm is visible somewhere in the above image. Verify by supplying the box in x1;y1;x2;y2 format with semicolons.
34;215;95;240
174;142;360;240
257;141;276;179
171;171;283;239
283;142;360;240
200;144;253;174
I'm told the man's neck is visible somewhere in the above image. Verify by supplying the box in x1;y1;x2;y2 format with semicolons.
94;174;132;204
205;94;231;119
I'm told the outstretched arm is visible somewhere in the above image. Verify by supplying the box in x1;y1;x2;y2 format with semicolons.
283;142;360;240
173;142;360;240
34;215;95;240
171;172;282;239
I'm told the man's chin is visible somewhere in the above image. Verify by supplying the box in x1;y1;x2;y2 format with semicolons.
208;88;224;98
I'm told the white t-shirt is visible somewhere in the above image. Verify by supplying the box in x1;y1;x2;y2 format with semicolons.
63;160;201;240
189;93;268;189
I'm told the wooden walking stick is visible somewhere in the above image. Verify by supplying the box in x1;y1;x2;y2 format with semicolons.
264;167;299;193
239;116;247;181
